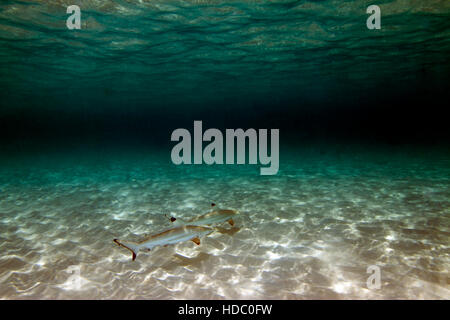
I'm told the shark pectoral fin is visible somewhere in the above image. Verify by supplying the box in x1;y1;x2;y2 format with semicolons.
228;219;235;226
191;237;201;245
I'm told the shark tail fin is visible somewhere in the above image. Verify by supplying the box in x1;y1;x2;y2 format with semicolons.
113;239;139;261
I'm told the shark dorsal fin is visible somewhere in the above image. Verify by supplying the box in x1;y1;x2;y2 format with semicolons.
210;202;218;212
165;214;187;226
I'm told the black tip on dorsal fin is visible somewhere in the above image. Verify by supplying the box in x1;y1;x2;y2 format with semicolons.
132;252;136;261
211;203;216;207
165;213;177;223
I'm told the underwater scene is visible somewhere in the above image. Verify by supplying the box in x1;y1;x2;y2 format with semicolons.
0;0;449;299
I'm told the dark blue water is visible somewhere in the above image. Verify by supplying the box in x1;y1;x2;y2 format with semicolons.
1;0;449;147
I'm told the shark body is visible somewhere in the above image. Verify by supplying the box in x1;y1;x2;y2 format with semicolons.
167;203;238;227
113;225;214;261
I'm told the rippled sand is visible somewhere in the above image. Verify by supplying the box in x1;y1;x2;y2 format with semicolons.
0;147;448;299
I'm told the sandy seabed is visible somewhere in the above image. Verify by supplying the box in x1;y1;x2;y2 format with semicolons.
0;149;449;299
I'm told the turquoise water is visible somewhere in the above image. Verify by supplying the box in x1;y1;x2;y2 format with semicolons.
0;1;449;299
1;0;449;113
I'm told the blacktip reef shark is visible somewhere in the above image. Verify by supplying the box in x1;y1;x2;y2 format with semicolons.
113;225;214;261
166;203;239;227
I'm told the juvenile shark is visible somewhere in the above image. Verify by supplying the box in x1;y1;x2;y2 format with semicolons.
166;203;238;227
113;225;214;261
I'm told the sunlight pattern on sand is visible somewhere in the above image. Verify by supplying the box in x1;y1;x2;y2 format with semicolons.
0;148;448;299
